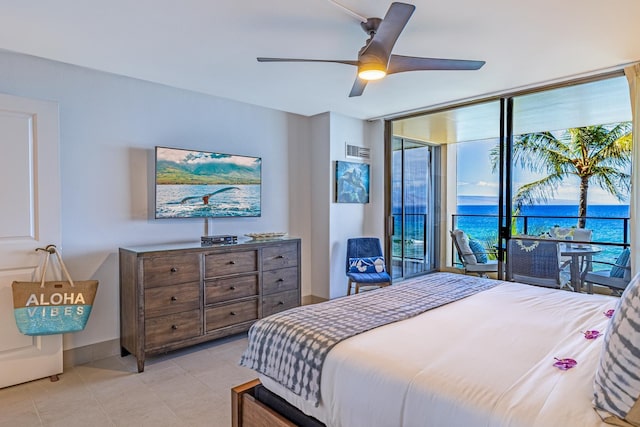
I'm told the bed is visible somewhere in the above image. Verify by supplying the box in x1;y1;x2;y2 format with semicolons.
232;272;640;427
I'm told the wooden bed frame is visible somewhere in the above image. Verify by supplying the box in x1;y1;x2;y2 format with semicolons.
232;379;327;427
232;379;297;427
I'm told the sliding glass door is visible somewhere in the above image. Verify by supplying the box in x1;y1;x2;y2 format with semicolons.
390;137;437;279
387;73;631;282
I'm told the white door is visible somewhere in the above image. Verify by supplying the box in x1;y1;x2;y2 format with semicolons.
0;92;62;388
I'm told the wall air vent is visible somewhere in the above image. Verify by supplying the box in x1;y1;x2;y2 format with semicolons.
345;144;370;160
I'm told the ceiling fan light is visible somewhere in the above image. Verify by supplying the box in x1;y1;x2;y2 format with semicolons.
358;63;387;80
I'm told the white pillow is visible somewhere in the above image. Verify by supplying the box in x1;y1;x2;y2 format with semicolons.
452;229;477;265
550;226;575;240
593;273;640;426
573;228;593;242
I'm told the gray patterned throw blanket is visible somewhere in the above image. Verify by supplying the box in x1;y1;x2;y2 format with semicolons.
239;272;499;406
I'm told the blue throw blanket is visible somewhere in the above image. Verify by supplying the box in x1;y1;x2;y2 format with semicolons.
239;272;499;406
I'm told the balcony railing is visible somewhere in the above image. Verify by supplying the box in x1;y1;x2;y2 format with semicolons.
391;213;428;260
452;213;630;266
390;212;630;271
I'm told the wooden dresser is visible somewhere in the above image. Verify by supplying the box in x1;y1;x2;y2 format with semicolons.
119;238;301;372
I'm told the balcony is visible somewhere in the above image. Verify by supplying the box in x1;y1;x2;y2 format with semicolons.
452;212;630;267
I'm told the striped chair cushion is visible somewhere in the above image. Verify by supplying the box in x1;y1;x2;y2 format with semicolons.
610;248;631;279
593;273;640;426
468;239;488;263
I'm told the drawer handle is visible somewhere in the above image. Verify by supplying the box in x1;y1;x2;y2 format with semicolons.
170;267;178;273
278;301;284;305
171;325;178;330
228;260;236;265
170;296;177;301
277;278;284;283
276;255;285;259
230;286;236;290
230;311;237;316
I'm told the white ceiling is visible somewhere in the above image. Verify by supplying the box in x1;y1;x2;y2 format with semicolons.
1;0;639;120
393;75;632;144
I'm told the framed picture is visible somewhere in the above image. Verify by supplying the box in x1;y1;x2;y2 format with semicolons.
335;161;370;203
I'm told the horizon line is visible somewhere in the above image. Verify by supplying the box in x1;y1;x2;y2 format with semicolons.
457;195;628;206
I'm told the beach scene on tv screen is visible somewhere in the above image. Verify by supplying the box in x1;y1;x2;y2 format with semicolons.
155;147;261;218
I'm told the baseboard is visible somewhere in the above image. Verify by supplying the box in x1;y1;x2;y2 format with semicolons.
302;295;327;305
63;338;120;369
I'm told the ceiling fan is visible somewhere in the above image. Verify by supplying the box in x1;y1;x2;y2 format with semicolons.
257;2;485;97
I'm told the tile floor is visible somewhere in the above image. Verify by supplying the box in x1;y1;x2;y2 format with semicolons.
0;334;256;427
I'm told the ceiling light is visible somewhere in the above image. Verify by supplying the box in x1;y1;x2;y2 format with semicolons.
358;63;387;81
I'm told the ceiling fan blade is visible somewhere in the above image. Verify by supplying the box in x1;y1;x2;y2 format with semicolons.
387;55;485;74
349;77;368;97
257;57;358;66
361;2;415;60
258;3;484;93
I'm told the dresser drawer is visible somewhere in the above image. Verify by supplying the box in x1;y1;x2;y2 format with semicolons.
144;282;200;318
205;299;258;332
206;275;259;304
262;243;298;271
142;254;200;288
263;267;298;295
145;309;201;349
262;290;299;317
205;250;257;277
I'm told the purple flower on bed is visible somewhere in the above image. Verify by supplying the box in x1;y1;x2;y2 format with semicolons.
583;330;601;339
604;309;615;318
553;357;577;370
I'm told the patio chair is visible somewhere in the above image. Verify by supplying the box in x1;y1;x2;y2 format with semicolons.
506;238;570;289
346;237;392;295
550;227;593;266
450;229;498;278
549;226;592;243
580;248;632;295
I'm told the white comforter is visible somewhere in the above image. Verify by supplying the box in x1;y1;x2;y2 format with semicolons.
260;279;618;427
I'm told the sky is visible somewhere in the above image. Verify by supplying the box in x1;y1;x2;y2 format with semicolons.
157;147;259;166
456;138;630;205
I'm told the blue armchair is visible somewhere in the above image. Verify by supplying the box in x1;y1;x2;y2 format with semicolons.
346;237;391;295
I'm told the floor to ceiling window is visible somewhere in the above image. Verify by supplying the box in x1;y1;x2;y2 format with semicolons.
390;100;501;274
454;136;501;252
510;76;632;264
388;73;631;277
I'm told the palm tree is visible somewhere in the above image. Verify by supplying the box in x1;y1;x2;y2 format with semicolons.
491;123;632;228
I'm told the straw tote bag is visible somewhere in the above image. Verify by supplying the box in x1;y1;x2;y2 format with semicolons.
11;245;98;336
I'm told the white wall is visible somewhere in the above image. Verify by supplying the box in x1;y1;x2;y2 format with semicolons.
0;50;311;349
328;113;385;300
303;113;386;300
309;113;331;299
288;115;313;297
0;50;379;351
364;119;386;238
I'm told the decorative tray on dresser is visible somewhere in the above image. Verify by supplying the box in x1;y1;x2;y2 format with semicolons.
119;237;301;372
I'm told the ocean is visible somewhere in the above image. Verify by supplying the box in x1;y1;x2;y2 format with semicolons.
156;184;261;218
455;204;630;264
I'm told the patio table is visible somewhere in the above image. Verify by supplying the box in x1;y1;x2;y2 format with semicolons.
559;243;602;292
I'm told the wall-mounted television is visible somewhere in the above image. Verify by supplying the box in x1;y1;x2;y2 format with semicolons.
155;146;261;218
